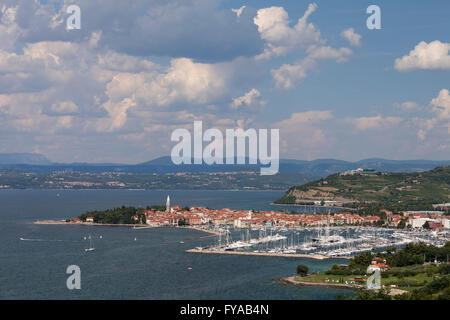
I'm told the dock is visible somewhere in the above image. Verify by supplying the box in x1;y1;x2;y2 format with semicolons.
185;248;348;260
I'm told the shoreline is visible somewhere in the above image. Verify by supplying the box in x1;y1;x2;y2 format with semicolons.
32;220;148;227
0;188;286;192
281;276;362;290
281;276;409;296
31;220;221;235
178;226;221;236
271;202;356;211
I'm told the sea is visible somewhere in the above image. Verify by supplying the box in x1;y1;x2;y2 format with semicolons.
0;189;354;299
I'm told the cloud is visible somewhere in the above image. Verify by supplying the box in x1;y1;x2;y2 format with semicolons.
0;1;445;162
254;3;322;59
395;41;450;71
275;110;333;124
431;89;450;121
13;0;263;62
0;33;237;135
412;89;450;141
271;107;447;161
392;91;449;143
306;45;352;62
272;45;352;89
393;101;420;112
232;6;246;17
98;97;137;132
255;3;352;90
341;28;361;47
271;57;316;90
351;115;402;131
272;110;334;159
104;58;230;108
0;4;21;51
230;88;265;111
49;101;79;114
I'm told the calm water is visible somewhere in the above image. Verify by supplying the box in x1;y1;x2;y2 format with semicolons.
0;190;353;299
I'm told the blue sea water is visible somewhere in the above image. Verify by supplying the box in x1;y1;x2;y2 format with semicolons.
0;189;354;300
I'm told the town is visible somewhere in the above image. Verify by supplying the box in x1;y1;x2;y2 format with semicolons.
137;196;450;231
72;195;450;260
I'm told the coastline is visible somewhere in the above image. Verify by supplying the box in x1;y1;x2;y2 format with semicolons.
280;276;409;296
31;220;221;235
281;276;361;290
178;226;221;235
270;202;356;211
32;220;149;227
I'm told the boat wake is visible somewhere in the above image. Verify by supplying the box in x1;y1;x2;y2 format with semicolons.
19;237;68;242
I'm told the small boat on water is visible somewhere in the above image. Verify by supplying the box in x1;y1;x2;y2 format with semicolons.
85;235;95;252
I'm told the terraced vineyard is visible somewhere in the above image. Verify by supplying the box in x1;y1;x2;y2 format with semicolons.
275;166;450;212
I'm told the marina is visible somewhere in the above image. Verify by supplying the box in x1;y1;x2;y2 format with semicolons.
188;223;449;259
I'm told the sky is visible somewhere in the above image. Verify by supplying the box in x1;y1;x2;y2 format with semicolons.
0;0;449;163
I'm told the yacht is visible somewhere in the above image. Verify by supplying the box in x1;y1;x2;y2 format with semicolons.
85;235;95;252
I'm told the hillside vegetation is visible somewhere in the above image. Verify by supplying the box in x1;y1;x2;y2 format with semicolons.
305;242;450;300
275;166;450;212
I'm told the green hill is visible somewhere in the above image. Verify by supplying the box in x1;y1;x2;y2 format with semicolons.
275;166;450;212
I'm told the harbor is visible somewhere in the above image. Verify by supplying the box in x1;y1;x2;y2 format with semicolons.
187;223;449;259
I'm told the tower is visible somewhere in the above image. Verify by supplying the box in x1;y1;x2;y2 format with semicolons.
166;195;171;212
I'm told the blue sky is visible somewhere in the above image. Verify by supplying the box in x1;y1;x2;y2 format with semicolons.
222;0;450;119
0;0;448;163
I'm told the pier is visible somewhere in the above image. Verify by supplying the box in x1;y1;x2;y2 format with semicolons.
185;248;348;260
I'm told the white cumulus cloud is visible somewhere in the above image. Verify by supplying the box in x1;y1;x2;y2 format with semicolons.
395;40;450;71
254;3;322;60
341;28;361;47
431;89;450;121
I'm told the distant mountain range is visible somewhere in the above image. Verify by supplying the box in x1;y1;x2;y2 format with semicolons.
0;153;52;165
0;153;448;177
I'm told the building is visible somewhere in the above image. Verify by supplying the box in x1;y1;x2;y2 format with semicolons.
166;195;171;212
409;217;436;229
86;217;94;223
187;215;202;225
432;203;450;211
403;210;444;216
368;258;390;272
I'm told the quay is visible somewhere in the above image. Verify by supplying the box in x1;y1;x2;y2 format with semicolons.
185;248;349;260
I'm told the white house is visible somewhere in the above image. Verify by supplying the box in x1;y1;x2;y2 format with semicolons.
409;218;436;229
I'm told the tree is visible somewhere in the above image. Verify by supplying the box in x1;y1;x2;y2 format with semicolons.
297;264;309;276
386;247;397;255
423;221;430;229
397;219;407;229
